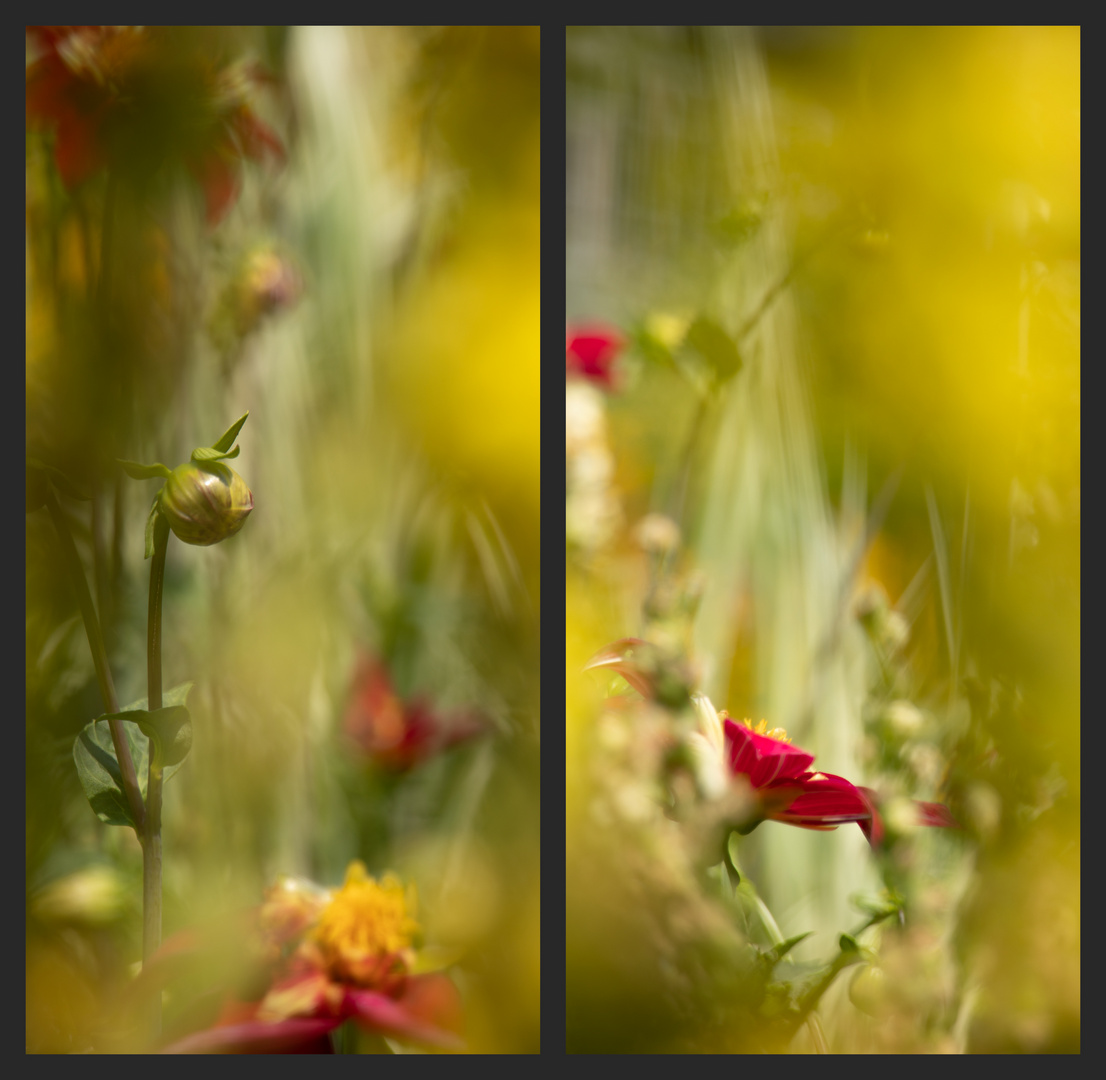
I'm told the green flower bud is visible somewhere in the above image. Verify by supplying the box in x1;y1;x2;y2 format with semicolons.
159;460;253;546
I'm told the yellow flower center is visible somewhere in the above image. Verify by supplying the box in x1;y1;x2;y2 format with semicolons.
312;861;419;980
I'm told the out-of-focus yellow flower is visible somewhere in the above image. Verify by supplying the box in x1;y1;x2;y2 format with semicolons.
309;861;420;988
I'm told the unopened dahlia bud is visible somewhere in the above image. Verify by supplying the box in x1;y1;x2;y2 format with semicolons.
159;460;253;546
120;412;254;555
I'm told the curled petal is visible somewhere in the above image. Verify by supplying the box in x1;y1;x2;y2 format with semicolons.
583;638;655;699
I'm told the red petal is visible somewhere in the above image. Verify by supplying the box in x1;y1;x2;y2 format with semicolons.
25;54;74;122
344;975;465;1050
856;786;884;847
566;324;624;390
53;111;106;188
234;109;285;164
766;771;872;819
723;719;815;787
191;152;241;227
764;772;885;845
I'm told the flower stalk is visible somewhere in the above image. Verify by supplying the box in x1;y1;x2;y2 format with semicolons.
143;511;170;1035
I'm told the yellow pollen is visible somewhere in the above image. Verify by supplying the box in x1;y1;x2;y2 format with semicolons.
747;718;792;744
312;860;419;966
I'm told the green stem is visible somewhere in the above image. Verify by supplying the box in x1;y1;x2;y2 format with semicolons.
44;486;145;832
143;513;170;1032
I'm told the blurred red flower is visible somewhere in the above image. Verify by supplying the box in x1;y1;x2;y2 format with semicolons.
26;26;284;225
566;323;625;390
159;862;464;1054
343;653;488;772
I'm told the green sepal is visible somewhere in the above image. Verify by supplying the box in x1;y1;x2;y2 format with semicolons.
71;682;195;828
27;456;93;501
838;932;860;954
118;459;173;481
686;315;743;383
765;932;814;969
191;444;241;463
144;496;161;560
211;411;249;453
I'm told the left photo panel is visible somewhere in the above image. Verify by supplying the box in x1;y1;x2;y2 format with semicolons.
26;26;540;1054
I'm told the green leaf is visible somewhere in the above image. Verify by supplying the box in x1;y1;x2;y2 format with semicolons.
686;315;743;383
190;444;240;463
73;720;149;829
839;933;860;954
117;706;192;771
112;682;195;779
118;459;173;481
72;682;196;826
144;496;161;560
211;411;249;454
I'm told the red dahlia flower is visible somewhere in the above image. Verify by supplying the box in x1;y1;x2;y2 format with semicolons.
566;323;625;390
585;639;958;848
721;714;958;847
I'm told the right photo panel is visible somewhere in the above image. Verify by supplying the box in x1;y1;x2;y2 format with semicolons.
566;26;1079;1054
